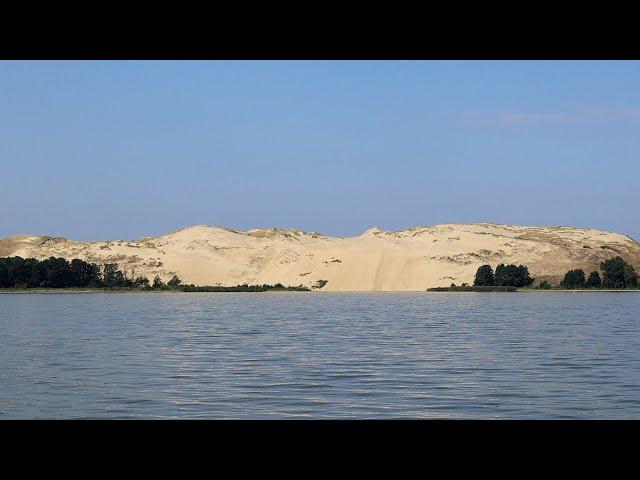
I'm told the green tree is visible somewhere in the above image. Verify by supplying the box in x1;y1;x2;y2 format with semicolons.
495;264;534;287
25;258;45;287
601;256;638;289
494;264;509;286
0;256;128;289
586;271;602;289
0;261;8;287
538;280;551;289
473;265;495;286
133;276;150;288
624;264;639;288
70;259;100;287
152;275;165;289
102;263;125;287
167;275;182;288
515;265;534;287
42;257;72;288
560;269;586;289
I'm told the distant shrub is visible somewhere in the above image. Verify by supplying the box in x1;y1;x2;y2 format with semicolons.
601;256;638;289
427;286;517;292
179;284;309;292
586;271;602;289
152;275;166;289
494;264;534;287
313;279;328;290
473;265;495;286
560;269;586;289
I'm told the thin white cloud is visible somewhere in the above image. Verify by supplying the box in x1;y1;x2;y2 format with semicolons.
461;106;640;127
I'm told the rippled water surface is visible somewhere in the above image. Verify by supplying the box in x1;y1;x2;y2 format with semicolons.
1;292;639;419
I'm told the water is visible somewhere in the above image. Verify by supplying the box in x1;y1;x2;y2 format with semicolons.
1;292;639;419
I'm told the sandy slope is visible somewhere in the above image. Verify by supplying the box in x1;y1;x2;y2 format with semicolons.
1;223;639;291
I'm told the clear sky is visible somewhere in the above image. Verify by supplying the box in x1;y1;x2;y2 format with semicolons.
1;61;639;241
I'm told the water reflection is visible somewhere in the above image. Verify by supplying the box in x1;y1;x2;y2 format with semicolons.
1;292;639;418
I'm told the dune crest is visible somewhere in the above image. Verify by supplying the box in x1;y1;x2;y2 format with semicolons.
1;223;639;291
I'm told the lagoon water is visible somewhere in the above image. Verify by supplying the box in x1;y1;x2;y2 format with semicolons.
1;292;639;419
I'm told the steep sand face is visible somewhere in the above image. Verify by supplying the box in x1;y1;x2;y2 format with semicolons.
1;223;639;291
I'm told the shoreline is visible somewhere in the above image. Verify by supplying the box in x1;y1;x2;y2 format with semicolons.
1;288;639;294
0;289;312;294
4;223;639;292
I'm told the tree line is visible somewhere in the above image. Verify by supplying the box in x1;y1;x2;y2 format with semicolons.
472;256;638;290
473;263;535;288
558;256;638;289
0;256;310;292
0;256;180;289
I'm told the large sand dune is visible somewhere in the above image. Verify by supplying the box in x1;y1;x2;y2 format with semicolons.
1;223;639;291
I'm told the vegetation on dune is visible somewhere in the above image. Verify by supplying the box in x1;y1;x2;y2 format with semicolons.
4;254;637;293
495;264;534;287
561;269;586;289
439;266;525;291
473;265;495;287
469;257;638;291
473;264;534;288
538;280;551;290
601;256;638;289
0;256;309;292
0;256;125;288
586;271;602;289
312;279;328;290
152;275;165;289
556;257;637;290
0;255;164;289
180;283;309;292
428;285;517;292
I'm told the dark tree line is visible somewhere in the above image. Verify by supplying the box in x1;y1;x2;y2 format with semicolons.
601;256;638;289
0;256;174;289
474;256;638;290
1;257;99;288
560;269;587;289
181;283;309;292
473;264;534;288
0;256;308;292
553;256;636;290
587;271;602;289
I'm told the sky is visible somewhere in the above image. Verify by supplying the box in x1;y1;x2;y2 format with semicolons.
1;60;639;241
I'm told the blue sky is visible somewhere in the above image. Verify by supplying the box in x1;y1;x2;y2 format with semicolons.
1;61;639;241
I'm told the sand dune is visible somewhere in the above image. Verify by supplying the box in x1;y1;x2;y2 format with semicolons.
1;223;639;291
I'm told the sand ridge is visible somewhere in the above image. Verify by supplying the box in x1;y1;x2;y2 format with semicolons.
1;223;639;291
